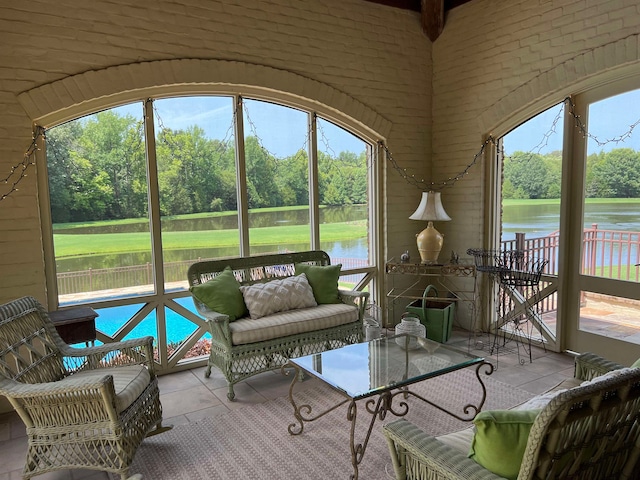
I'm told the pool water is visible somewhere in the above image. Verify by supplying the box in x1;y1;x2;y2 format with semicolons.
94;297;210;345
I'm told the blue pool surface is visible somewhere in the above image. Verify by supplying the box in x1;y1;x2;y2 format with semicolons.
94;297;210;345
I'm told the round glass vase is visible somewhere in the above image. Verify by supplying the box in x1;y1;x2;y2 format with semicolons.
395;313;426;350
363;302;382;341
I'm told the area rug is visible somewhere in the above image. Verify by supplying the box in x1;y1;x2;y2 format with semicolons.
128;368;533;479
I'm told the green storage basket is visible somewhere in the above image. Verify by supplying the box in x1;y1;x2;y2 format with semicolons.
405;285;455;343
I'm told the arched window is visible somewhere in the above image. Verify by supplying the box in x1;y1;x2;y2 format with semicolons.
490;81;640;363
43;93;379;372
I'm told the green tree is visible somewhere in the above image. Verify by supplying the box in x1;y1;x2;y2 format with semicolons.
317;150;368;205
47;118;117;222
244;136;280;208
46;121;82;223
589;148;640;198
79;111;146;219
585;151;606;198
276;150;309;206
542;151;562;198
503;151;549;199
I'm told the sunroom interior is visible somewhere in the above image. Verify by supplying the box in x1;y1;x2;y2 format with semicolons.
2;0;640;422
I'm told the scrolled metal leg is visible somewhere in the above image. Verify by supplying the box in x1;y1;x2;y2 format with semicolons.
348;391;410;480
283;362;347;436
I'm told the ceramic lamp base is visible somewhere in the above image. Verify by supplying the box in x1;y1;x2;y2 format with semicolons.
416;221;443;264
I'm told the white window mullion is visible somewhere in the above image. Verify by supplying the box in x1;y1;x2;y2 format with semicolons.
37;127;59;309
143;99;164;293
143;98;169;366
308;112;320;249
234;95;250;256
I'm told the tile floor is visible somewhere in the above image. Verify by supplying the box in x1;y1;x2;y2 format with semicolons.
0;330;577;480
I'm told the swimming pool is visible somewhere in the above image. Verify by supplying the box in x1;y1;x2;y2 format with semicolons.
93;297;210;345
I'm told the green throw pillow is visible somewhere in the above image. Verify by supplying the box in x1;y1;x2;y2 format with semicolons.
294;263;342;304
469;409;540;480
631;358;640;368
189;267;247;321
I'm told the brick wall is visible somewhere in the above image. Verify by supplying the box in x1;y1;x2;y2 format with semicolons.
1;0;639;309
432;0;640;257
0;0;431;306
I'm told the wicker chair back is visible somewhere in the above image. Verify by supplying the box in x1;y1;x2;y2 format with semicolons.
188;250;331;288
0;296;67;384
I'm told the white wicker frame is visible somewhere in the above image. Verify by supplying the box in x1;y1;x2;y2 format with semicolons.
0;296;168;480
384;353;640;480
187;250;369;401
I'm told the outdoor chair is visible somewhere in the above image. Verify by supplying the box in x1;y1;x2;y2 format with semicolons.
384;352;640;480
0;296;170;479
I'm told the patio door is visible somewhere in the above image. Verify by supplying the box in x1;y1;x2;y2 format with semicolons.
562;82;640;365
497;104;565;353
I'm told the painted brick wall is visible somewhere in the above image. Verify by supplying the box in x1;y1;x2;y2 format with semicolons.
0;0;432;306
2;0;638;314
432;0;640;258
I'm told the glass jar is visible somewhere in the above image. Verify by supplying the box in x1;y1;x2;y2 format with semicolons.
363;302;382;341
395;313;426;350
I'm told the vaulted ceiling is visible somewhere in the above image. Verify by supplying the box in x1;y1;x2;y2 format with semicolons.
364;0;474;41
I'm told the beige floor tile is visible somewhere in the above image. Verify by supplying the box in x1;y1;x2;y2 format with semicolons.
157;369;203;393
0;435;27;472
160;384;224;418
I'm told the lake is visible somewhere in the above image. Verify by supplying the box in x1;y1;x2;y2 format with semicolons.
502;201;640;240
55;200;640;273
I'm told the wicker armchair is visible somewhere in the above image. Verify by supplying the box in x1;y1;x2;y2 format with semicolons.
0;296;170;480
384;353;640;480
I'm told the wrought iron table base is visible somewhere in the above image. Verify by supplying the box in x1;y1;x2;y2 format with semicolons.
284;361;494;480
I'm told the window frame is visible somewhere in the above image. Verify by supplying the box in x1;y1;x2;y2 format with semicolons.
37;88;382;373
487;74;640;360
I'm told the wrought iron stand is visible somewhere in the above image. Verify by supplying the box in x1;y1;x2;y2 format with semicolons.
468;249;548;367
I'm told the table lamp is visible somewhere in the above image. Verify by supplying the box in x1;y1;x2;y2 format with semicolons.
409;191;451;264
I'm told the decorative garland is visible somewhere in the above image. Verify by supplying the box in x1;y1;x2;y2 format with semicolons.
2;96;639;202
1;126;45;201
382;95;640;191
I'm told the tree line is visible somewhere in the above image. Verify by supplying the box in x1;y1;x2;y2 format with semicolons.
46;111;368;224
503;148;640;199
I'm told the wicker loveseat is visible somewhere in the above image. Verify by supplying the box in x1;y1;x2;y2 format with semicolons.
384;352;640;480
187;250;369;400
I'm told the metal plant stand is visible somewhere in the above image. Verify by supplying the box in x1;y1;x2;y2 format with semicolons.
468;249;548;367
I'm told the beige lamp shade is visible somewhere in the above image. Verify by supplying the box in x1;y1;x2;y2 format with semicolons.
409;191;451;264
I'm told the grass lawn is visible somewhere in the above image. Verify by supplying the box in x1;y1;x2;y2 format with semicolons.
54;222;367;258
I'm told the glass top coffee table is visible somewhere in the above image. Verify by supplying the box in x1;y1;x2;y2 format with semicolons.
283;334;493;480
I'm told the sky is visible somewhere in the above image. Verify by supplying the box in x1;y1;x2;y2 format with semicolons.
115;96;366;158
113;88;640;165
504;89;640;156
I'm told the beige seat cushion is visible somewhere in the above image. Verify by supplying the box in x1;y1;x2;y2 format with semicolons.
437;426;475;454
69;365;151;412
229;303;358;345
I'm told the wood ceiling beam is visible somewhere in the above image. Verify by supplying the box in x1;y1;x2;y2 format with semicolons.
421;0;444;42
363;0;473;41
364;0;421;12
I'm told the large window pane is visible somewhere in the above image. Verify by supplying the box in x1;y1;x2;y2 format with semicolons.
153;96;238;290
578;88;640;340
47;103;152;305
317;117;370;288
582;89;640;283
242;99;310;255
44;92;378;373
499;102;564;337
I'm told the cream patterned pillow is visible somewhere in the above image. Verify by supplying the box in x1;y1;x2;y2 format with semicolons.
239;274;317;320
